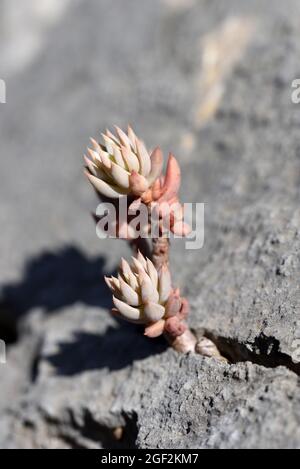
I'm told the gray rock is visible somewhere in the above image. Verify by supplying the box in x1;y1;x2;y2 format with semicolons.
7;307;300;449
1;0;300;449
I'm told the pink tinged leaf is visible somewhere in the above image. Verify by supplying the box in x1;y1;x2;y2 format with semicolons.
159;265;172;303
129;171;149;196
146;259;158;289
165;293;182;317
144;319;165;338
147;147;163;185
179;297;190;320
136;139;151;177
85;171;127;198
160;153;181;201
140;189;152;204
171;222;192;237
121;146;140;173
170;201;184;221
156;200;172;218
110;162;130;189
168;195;180;206
151;179;163;201
113;296;141;321
164;317;187;338
143;301;165;322
119;277;140;306
141;277;159;304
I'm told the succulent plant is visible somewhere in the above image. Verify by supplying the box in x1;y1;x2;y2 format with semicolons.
84;126;163;198
85;125;224;357
105;251;188;339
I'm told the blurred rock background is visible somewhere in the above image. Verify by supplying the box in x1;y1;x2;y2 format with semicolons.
1;0;300;448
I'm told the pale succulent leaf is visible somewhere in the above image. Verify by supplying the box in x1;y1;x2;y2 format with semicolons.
144;319;165;337
115;126;132;149
121;146;140;172
99;148;112;169
110;162;130;189
105;129;120;145
121;258;132;277
127;125;138;152
113;296;141;321
128;271;139;291
90;138;102;153
111;308;144;325
131;257;146;274
159;265;172;303
84;155;98;176
119;277;140;306
146;259;158;289
147;147;163;184
136;139;151;177
137;251;147;269
85;171;127;198
141;277;159;304
143;301;165;322
113;146;126;169
102;134;116;154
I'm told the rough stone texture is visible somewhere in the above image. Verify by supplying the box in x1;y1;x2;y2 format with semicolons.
1;0;300;449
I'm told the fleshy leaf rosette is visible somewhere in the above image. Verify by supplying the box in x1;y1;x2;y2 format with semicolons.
105;252;189;338
84;126;163;198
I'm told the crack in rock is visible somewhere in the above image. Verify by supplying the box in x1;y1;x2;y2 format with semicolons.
203;331;300;376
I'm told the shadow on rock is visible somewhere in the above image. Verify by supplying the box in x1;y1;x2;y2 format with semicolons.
0;246;113;320
44;325;168;374
0;246;115;347
0;246;168;374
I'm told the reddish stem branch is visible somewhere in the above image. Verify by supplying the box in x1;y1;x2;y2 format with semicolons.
164;328;197;353
150;233;225;359
150;236;198;353
151;237;170;270
129;237;151;259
